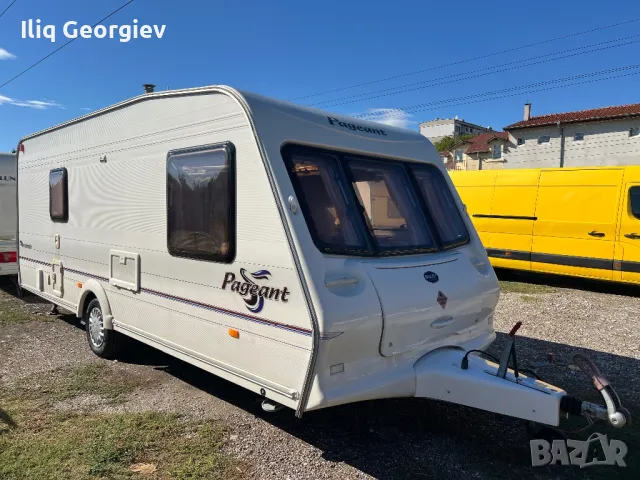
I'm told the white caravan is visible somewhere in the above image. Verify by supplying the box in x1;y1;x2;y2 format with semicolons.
16;86;630;430
0;152;17;277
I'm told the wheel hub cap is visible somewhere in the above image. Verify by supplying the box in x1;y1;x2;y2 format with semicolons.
88;307;104;348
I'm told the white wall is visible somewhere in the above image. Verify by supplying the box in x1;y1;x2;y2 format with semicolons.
505;118;640;169
419;120;454;141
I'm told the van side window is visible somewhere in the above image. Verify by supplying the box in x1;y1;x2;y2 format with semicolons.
631;187;640;220
167;143;235;263
49;168;68;222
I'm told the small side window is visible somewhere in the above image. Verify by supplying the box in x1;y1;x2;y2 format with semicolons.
538;135;551;144
630;127;640;137
167;143;235;263
517;138;525;146
49;168;68;222
631;187;640;220
574;132;585;141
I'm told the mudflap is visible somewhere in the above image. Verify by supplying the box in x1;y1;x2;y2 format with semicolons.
414;347;566;426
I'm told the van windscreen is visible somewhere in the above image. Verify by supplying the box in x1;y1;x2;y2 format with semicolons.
283;145;469;256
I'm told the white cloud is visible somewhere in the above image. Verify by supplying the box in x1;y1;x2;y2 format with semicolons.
354;108;415;129
0;95;63;110
80;107;92;111
0;48;16;60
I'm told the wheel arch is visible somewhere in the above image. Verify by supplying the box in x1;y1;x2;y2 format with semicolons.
76;279;114;329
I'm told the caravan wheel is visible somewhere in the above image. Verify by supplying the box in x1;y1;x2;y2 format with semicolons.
84;298;120;359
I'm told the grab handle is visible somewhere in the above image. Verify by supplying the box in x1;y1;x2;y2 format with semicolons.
588;231;605;238
624;233;640;240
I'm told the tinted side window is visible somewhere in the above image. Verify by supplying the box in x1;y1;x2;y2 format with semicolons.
167;143;235;263
49;168;68;222
410;165;470;249
631;186;640;220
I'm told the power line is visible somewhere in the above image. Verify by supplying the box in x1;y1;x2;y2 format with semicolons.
314;36;640;108
0;0;135;90
354;64;640;120
289;17;640;102
0;0;18;20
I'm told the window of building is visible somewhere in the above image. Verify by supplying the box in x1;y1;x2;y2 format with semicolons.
492;143;502;159
538;135;551;144
167;143;235;263
630;127;640;137
49;168;68;222
454;149;464;162
517;138;525;146
631;186;640;220
574;132;585;141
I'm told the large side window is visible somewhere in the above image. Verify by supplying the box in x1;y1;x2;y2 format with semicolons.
410;165;470;249
167;143;235;263
631;186;640;220
49;168;68;222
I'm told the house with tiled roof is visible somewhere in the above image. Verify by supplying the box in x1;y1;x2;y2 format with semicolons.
442;132;513;170
503;102;640;168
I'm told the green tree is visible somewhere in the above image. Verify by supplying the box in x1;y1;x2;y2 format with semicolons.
433;133;474;152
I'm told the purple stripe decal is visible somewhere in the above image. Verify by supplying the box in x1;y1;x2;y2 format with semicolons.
19;256;312;336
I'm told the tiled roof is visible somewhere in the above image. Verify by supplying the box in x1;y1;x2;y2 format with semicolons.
465;132;509;154
504;103;640;130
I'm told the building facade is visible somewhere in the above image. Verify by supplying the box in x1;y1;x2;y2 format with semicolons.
441;132;513;171
504;103;640;169
419;117;494;143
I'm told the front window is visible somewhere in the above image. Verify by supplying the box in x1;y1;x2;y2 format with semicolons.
346;158;436;251
454;149;463;162
288;151;370;253
631;186;640;220
410;165;469;248
283;145;469;256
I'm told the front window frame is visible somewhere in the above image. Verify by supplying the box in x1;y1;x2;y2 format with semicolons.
281;144;470;257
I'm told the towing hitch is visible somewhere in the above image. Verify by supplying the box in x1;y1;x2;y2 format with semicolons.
413;322;632;429
490;322;631;429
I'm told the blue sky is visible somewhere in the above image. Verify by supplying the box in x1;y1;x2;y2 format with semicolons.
1;0;640;151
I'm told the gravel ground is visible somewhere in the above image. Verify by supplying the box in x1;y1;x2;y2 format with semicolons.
1;273;639;480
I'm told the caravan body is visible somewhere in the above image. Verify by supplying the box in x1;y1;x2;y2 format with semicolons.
0;152;17;276
18;85;614;428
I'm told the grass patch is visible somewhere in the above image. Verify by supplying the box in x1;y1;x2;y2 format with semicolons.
9;363;146;406
499;281;555;295
0;399;239;480
0;286;50;325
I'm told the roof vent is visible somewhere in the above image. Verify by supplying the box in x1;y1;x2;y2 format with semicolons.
143;84;156;94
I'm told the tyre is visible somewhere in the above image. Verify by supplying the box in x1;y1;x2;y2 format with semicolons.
84;298;120;359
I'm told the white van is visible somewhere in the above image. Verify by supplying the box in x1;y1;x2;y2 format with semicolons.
0;152;17;277
16;86;629;430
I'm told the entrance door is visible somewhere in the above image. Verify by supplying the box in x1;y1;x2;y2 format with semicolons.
619;184;640;284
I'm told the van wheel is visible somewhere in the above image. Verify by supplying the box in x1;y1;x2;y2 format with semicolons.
85;298;119;359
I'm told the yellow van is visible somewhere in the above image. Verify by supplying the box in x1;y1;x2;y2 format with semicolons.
450;166;640;285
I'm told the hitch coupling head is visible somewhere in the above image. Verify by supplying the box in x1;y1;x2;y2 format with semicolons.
562;354;632;429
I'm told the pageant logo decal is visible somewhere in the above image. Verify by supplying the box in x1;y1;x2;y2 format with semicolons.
222;269;290;313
